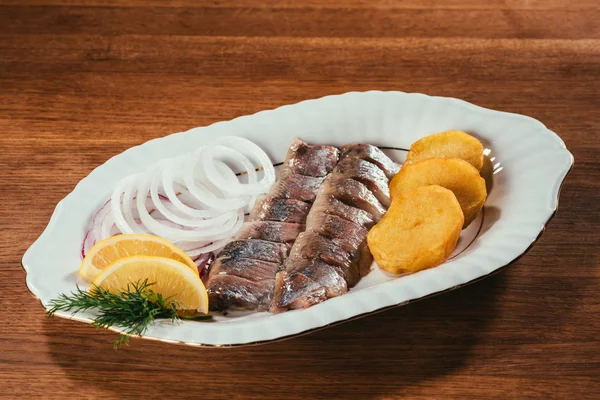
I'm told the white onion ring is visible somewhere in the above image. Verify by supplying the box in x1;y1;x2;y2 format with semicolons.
136;174;242;241
92;136;272;261
199;145;265;196
111;175;137;234
178;234;239;257
92;199;111;244
184;149;250;210
161;157;227;217
213;136;276;192
149;171;236;229
152;167;228;227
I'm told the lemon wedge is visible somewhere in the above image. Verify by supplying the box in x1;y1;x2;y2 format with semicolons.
92;256;209;313
80;234;197;282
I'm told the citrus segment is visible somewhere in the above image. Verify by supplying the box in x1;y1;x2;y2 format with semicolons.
79;234;196;282
92;256;208;313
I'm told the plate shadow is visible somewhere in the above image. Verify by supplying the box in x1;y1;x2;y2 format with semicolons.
45;272;507;399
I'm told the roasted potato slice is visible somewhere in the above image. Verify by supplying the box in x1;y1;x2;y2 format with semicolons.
367;185;463;274
390;158;486;228
405;130;484;171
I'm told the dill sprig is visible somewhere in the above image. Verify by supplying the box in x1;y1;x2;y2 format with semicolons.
47;280;210;348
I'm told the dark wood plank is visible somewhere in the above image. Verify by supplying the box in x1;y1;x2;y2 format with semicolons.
2;0;600;9
0;5;598;38
0;1;598;399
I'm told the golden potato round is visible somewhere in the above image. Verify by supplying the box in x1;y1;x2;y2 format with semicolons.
390;158;486;228
405;130;484;171
367;185;463;274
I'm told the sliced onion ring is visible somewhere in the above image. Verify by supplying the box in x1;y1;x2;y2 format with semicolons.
213;136;276;188
136;173;242;241
162;156;235;216
199;145;266;196
93;136;273;260
184;149;250;210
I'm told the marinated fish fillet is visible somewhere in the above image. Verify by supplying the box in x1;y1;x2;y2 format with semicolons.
249;197;311;224
286;257;347;298
309;195;375;230
308;213;369;253
272;271;327;310
334;157;391;207
235;221;305;244
268;171;325;203
209;257;282;282
303;214;372;284
287;231;360;286
339;143;400;179
218;239;289;264
288;231;357;274
208;275;275;311
273;144;397;311
285;138;340;177
207;138;339;311
323;175;386;221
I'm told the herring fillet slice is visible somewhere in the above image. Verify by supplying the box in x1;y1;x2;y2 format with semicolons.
339;143;400;179
206;139;339;311
334;157;391;207
234;221;305;245
249;197;310;224
273;144;398;312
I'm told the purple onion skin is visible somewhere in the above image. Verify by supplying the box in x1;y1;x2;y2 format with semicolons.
81;229;96;260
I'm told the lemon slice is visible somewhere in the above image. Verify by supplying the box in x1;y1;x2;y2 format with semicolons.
92;256;208;313
80;234;197;282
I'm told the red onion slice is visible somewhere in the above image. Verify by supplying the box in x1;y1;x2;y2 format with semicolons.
81;229;95;259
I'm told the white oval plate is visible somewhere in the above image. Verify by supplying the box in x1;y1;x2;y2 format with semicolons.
22;91;573;347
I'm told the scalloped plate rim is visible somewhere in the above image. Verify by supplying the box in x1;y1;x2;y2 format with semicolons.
21;90;574;347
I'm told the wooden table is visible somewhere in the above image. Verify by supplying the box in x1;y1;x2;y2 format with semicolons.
1;1;599;398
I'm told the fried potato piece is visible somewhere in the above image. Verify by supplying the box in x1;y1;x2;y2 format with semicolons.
390;158;486;228
367;185;463;274
405;130;484;171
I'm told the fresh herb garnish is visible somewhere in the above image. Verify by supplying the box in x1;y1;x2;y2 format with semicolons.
47;280;211;348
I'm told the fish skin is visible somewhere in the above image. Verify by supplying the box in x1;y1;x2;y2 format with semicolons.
209;257;282;282
273;144;397;311
289;231;357;272
286;257;348;298
272;271;327;312
309;194;375;230
268;171;325;203
219;239;289;264
207;274;275;311
324;176;386;221
333;157;391;207
308;213;369;253
249;197;311;224
339;143;400;180
207;139;339;311
234;221;305;244
284;138;340;177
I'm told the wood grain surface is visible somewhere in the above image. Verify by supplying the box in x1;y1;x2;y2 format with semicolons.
1;1;599;399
